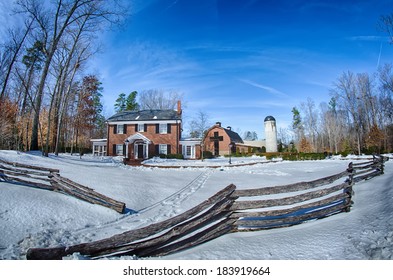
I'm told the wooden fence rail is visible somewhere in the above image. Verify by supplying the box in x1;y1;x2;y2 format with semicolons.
0;158;125;213
22;155;388;259
26;184;237;260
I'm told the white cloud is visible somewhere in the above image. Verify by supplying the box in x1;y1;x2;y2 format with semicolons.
238;78;289;98
348;36;389;42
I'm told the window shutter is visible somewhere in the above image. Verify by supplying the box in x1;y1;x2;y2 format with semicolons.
155;144;159;155
144;124;148;132
135;124;138;132
167;124;171;134
123;144;126;156
112;144;116;155
156;124;159;134
167;144;171;154
113;125;117;134
124;124;127;134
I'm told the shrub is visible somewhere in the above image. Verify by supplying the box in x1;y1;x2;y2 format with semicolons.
202;151;214;159
159;153;184;159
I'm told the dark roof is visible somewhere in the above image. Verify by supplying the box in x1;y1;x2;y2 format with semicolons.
264;115;276;122
224;128;243;144
107;109;181;122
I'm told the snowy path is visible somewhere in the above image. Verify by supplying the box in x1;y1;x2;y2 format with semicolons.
51;169;215;245
137;169;214;213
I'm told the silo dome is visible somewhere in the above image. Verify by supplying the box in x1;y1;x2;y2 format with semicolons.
264;116;276;122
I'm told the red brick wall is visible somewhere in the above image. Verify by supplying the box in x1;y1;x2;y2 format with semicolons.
107;123;181;157
203;126;233;156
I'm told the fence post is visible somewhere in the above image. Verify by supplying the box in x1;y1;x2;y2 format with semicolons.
344;162;354;212
380;155;385;175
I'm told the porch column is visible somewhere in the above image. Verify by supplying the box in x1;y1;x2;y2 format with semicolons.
125;143;129;159
145;142;149;158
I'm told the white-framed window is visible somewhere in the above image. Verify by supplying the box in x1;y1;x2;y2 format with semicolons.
159;123;167;134
116;144;124;156
138;123;145;132
186;146;192;156
159;144;168;155
117;124;124;134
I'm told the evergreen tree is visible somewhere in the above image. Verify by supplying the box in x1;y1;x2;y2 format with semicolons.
125;91;139;111
292;107;303;142
114;91;139;113
114;93;126;113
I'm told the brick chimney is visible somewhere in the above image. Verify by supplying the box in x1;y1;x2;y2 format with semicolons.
177;100;182;115
216;122;221;127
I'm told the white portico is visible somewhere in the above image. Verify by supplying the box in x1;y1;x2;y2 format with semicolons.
124;133;152;160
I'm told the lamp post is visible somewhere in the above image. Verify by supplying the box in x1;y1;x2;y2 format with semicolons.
228;143;233;164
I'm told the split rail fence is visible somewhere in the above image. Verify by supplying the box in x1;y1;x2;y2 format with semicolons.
25;155;388;260
0;158;125;213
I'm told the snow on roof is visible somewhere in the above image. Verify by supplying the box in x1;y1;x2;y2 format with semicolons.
107;109;181;122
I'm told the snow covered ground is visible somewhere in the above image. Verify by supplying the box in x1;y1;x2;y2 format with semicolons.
0;150;392;260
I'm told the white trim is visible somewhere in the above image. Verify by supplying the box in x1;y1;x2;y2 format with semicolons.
180;140;201;145
108;120;181;125
182;144;196;159
159;144;168;155
134;143;149;159
125;133;152;144
90;138;107;142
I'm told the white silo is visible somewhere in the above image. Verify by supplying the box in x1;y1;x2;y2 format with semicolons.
264;116;278;152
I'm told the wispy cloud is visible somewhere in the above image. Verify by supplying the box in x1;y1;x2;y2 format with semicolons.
348;36;389;42
238;79;289;98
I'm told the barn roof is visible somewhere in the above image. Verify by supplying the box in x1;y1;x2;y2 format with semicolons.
224;127;243;144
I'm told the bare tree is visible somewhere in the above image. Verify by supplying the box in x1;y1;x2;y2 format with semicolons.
379;13;393;43
15;0;127;151
301;97;318;152
188;110;211;139
0;19;33;100
139;89;184;110
331;71;363;155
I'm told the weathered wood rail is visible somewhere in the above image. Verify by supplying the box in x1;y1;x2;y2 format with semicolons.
0;158;125;213
24;155;388;259
26;184;237;260
0;158;59;190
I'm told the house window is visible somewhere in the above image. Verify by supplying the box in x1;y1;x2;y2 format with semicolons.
138;123;145;132
159;123;167;134
117;124;124;134
159;144;168;155
186;146;192;156
116;144;124;156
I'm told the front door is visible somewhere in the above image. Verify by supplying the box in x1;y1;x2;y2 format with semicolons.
137;144;144;159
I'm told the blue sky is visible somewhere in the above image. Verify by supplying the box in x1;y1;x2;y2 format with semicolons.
2;0;393;139
93;0;393;139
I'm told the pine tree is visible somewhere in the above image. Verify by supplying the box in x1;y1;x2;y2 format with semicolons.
114;91;139;113
125;91;139;111
114;93;126;113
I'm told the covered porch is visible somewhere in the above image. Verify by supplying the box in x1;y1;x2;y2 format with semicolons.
124;133;152;164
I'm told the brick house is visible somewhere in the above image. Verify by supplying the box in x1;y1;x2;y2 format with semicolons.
106;102;182;163
203;122;243;156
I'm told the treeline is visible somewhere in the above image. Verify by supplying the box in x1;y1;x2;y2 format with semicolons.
286;65;393;154
0;0;126;155
284;13;393;155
